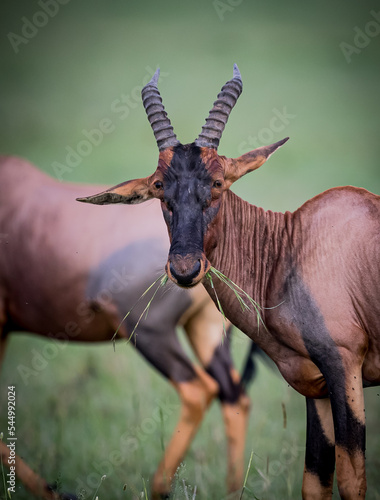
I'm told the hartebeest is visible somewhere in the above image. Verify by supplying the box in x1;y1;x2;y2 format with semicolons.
80;65;380;499
0;156;255;499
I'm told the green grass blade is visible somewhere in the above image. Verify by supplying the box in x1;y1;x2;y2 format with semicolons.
211;269;250;312
205;271;227;337
112;272;167;343
124;274;168;343
142;477;149;499
240;450;261;500
0;433;8;500
209;267;268;332
91;475;106;500
192;485;197;500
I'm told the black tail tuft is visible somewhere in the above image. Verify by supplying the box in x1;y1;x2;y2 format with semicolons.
240;341;260;390
240;341;277;390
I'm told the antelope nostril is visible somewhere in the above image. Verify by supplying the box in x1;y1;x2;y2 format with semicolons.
169;259;202;286
192;260;201;275
169;262;177;279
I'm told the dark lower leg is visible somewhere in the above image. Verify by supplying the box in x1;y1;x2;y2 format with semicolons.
334;369;366;499
302;398;335;500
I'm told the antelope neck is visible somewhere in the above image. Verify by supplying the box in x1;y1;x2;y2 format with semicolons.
207;190;292;310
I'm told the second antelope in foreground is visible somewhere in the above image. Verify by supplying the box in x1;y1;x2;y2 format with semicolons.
79;65;380;499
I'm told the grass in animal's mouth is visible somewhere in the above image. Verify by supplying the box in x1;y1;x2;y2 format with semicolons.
206;266;267;333
113;265;268;346
112;273;169;345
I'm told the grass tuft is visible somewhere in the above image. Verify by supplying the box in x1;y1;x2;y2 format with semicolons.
206;267;268;332
205;272;228;336
112;273;168;346
113;265;277;347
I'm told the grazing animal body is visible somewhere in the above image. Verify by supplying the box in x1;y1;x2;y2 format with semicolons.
0;157;253;500
81;66;380;499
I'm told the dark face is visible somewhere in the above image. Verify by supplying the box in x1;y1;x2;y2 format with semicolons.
77;138;287;288
154;144;225;287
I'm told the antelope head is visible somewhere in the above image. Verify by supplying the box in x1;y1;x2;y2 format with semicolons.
78;66;288;287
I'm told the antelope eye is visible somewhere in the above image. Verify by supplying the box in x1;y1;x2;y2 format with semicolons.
154;181;163;190
213;180;223;188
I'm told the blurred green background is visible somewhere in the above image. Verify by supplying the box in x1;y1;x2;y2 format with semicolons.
0;0;379;499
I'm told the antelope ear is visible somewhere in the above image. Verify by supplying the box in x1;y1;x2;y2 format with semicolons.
76;177;154;205
225;137;289;185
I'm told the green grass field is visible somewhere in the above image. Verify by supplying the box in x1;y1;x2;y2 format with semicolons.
1;333;380;499
0;0;380;498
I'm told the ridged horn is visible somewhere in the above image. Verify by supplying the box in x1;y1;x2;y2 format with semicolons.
195;64;243;149
141;68;179;151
